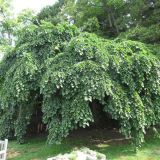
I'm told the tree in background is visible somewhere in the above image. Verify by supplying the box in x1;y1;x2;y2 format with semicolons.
37;0;65;25
120;0;160;44
37;0;160;41
0;0;15;45
59;0;125;36
0;0;37;59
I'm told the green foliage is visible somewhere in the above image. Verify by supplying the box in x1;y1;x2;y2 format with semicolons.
82;17;100;33
37;0;64;25
0;22;79;143
0;0;16;45
0;22;159;149
0;110;14;139
16;9;36;28
62;0;124;36
49;0;159;38
120;24;160;44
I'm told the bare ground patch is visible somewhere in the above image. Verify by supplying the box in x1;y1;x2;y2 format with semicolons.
7;149;21;159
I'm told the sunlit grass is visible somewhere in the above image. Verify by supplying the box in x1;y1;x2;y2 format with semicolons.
8;129;160;160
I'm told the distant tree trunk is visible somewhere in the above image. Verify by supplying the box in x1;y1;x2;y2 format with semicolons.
101;0;119;35
110;10;119;34
101;0;112;27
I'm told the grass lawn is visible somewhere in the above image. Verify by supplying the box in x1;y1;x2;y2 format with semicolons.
8;128;160;160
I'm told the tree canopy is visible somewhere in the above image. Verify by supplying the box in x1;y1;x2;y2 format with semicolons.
37;0;160;41
0;0;159;149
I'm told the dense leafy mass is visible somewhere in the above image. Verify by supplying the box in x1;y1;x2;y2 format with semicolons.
39;0;160;38
120;24;160;44
0;22;159;148
0;22;79;143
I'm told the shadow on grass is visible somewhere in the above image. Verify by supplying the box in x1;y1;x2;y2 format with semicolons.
8;128;160;160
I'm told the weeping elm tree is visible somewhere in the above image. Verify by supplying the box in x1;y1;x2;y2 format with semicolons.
0;22;159;147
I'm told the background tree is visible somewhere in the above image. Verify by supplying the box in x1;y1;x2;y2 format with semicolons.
38;0;160;40
0;0;15;45
37;0;65;25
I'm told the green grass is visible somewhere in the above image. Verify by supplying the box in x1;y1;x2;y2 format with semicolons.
8;129;160;160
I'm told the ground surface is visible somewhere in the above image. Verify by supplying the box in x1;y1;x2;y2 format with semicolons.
8;128;160;160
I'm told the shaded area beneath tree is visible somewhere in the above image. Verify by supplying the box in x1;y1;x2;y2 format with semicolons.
89;100;119;129
26;99;120;139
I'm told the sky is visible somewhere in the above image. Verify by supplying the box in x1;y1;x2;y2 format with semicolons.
0;54;3;60
12;0;57;14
